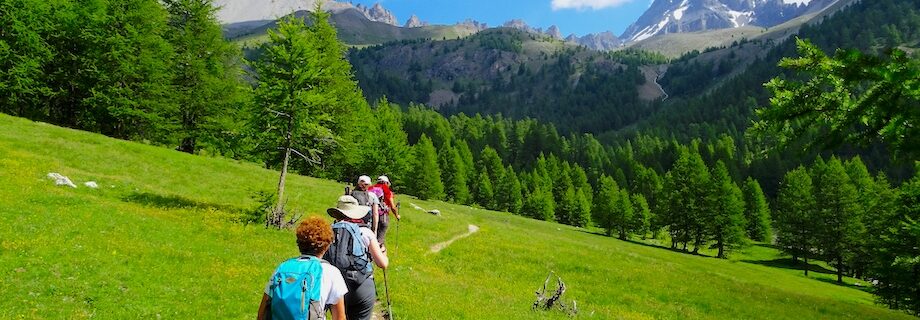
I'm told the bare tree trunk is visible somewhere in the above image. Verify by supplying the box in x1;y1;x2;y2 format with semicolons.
804;255;809;276
836;255;844;283
273;117;294;221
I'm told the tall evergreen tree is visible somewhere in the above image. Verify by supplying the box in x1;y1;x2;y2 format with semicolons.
408;134;444;200
631;193;652;239
742;177;773;242
710;162;748;258
662;147;712;252
872;168;920;314
812;157;865;283
163;0;244;154
360;99;410;185
251;10;362;225
474;169;495;209
439;143;470;204
572;188;592;228
593;175;621;237
613;189;635;240
775;166;818;275
495;166;523;213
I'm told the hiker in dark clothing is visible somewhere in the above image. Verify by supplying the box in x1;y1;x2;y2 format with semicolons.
351;175;380;234
325;195;389;320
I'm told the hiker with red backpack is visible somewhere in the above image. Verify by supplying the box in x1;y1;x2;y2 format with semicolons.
258;217;348;320
371;175;401;246
325;195;389;320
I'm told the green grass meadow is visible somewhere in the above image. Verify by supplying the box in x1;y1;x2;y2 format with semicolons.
0;114;913;319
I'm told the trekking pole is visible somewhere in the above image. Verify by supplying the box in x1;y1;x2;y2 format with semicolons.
383;268;395;320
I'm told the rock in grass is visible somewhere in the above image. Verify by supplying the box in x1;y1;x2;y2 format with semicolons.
428;209;441;216
84;181;99;189
47;173;77;188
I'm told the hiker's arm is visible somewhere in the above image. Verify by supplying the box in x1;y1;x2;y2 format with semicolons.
372;205;380;234
368;236;388;269
330;299;346;320
257;294;271;320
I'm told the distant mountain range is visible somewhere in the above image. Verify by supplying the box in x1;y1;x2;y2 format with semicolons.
217;0;839;52
621;0;838;42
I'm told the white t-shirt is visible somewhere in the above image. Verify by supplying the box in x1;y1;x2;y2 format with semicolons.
264;258;348;318
359;226;375;248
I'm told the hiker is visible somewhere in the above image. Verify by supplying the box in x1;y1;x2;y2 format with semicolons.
257;217;348;320
350;175;380;234
325;195;389;320
372;175;401;245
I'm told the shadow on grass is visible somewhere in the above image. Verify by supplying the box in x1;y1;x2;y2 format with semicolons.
753;243;783;250
123;192;244;214
575;229;714;257
816;277;873;293
740;258;837;275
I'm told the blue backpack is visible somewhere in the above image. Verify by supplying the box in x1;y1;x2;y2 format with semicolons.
269;256;324;320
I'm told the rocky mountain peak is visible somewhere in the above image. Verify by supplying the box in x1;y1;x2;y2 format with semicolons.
620;0;835;43
356;2;399;26
546;25;563;39
405;14;428;28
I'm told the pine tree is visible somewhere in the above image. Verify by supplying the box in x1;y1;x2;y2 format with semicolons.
812;157;865;283
742;177;772;242
844;156;875;278
871;168;920;314
523;184;555;221
572;188;592;228
662;147;712;252
408;135;444;200
557;186;580;226
360;99;410;184
551;161;576;225
613;189;635;240
474;170;495;209
163;0;243;154
710;162;747;258
775;166;818;275
593;175;620;237
455;140;476;199
631;193;651;239
439;143;470;204
251;10;362;226
496;166;523;213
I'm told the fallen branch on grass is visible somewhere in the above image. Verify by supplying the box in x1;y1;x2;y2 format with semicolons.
533;272;577;317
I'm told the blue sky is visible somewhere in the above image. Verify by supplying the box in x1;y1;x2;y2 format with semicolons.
348;0;652;37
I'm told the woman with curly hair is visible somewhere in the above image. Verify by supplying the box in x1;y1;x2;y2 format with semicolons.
258;217;348;320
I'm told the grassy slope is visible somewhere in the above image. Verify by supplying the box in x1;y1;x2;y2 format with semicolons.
0;114;913;320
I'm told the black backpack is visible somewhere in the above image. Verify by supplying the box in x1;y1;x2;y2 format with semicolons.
323;221;372;283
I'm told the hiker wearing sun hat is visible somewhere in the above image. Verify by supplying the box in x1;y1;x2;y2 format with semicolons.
324;196;389;320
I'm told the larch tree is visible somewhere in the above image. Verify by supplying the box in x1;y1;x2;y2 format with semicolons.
742;177;773;242
408;134;444;200
251;8;363;227
163;0;244;154
775;166;817;275
710;162;748;258
812;157;865;283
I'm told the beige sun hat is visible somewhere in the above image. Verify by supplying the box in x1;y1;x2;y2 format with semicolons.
327;195;371;220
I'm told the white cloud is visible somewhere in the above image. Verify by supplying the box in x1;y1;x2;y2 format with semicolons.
551;0;633;11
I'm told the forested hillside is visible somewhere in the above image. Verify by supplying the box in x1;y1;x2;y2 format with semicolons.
349;29;667;134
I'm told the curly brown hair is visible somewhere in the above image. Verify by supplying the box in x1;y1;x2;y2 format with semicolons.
296;217;334;256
